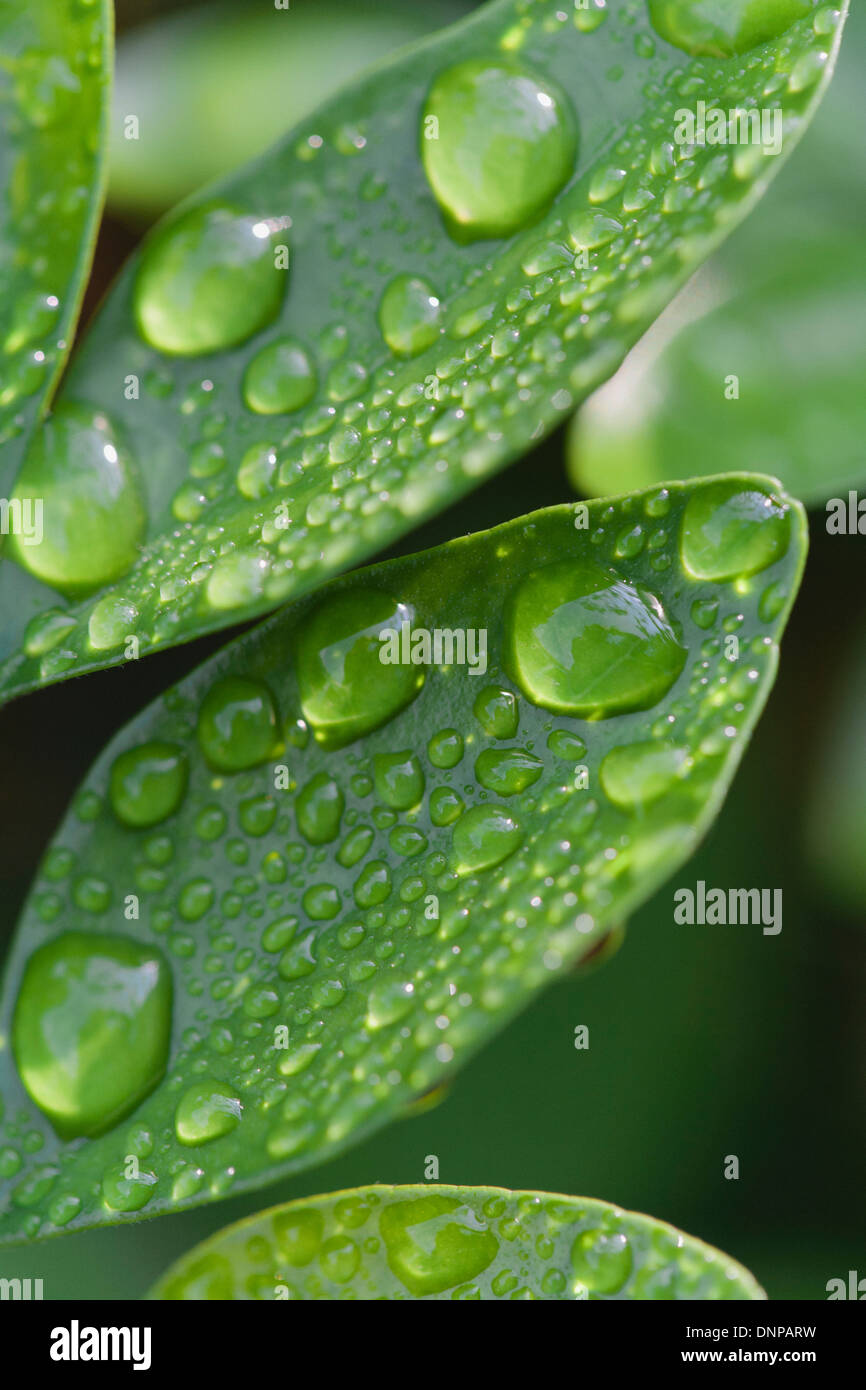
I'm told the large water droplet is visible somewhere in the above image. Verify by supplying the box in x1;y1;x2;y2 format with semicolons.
600;740;690;810
6;405;146;596
506;559;686;718
452;804;523;874
296;590;424;749
420;58;577;240
648;0;810;57
109;742;188;828
242;337;317;415
680;482;790;581
134;202;287;356
570;1228;632;1296
12;932;172;1139
378;275;441;356
380;1194;498;1295
175;1079;242;1146
196;676;280;771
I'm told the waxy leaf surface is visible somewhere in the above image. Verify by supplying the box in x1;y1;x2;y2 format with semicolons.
151;1183;766;1300
0;477;806;1242
0;0;843;699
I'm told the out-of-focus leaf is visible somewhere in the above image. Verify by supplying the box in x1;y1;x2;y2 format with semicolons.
0;0;111;492
568;0;863;507
109;0;472;222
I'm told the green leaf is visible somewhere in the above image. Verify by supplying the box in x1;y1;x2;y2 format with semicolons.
568;0;863;509
0;0;112;494
149;1183;766;1300
0;0;842;701
0;477;806;1243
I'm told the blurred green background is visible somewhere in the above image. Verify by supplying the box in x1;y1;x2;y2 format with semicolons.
0;0;863;1299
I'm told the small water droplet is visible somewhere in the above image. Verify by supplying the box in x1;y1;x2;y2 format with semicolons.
109;742;188;828
242;338;316;415
196;676;280;772
452;804;523;874
378;274;442;356
175;1079;242;1146
600;740;690;810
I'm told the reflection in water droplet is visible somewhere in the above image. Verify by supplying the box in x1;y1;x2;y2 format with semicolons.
373;752;425;810
6;404;146;596
570;1228;632;1295
506;559;686;718
475;747;543;795
242;338;317;415
12;932;172;1138
420;58;577;240
380;1194;498;1295
378;275;442;356
175;1080;242;1146
296;590;424;748
452;804;523;874
196;676;280;772
680;482;790;581
134;202;287;356
296;772;344;845
109;742;188;828
648;0;810;57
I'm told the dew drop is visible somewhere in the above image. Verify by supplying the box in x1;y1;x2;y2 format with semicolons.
109;742;188;828
373;752;425;811
5;404;146;596
12;932;172;1139
647;0;810;57
366;977;415;1029
242;338;317;415
296;590;424;749
570;1228;632;1295
378;274;442;356
473;686;519;739
134;202;287;356
380;1195;498;1295
428;728;464;769
175;1080;243;1146
475;747;543;796
420;58;577;240
196;676;280;772
296;772;344;845
506;559;686;718
452;804;523;874
680;482;791;581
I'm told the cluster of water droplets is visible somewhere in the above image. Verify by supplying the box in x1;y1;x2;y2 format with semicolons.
155;1186;758;1300
0;474;798;1233
2;0;832;696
